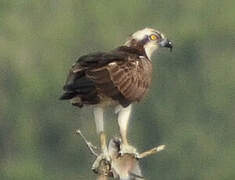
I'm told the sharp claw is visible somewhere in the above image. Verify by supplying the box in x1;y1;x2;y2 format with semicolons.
119;144;139;158
134;152;140;159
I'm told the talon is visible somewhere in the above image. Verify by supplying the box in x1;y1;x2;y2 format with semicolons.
134;152;140;159
119;144;138;157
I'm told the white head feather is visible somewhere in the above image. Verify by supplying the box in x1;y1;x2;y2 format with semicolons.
125;28;164;59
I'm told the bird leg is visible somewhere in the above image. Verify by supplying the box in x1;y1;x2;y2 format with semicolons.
92;107;111;175
116;105;138;156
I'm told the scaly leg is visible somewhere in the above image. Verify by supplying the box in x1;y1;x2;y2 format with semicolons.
116;105;137;155
92;107;110;174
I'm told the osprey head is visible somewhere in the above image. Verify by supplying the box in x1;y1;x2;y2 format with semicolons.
124;28;173;59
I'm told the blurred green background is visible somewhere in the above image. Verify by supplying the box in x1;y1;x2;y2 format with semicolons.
1;0;235;179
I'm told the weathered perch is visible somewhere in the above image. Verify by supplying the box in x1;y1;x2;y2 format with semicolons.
76;129;165;180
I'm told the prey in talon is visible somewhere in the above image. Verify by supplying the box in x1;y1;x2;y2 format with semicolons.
60;27;172;172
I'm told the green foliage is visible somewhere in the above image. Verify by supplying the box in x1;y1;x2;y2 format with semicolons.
0;0;235;179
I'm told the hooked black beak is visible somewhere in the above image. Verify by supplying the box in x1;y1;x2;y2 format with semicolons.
159;38;173;52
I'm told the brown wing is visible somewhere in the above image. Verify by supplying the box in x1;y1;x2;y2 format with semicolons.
60;51;129;107
86;56;152;104
108;57;152;102
60;48;152;107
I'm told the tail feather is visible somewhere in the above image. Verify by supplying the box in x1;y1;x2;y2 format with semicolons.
59;92;77;100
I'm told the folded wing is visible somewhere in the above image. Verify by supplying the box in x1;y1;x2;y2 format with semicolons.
60;48;152;107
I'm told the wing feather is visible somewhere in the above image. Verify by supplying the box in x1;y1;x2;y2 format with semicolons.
107;58;152;102
60;47;152;107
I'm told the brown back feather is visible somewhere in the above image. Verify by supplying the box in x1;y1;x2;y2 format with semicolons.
60;47;152;107
86;56;152;104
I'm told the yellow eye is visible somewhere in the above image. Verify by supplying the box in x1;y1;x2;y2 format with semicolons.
150;34;158;40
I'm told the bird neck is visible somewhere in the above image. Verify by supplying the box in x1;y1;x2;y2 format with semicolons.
121;40;149;58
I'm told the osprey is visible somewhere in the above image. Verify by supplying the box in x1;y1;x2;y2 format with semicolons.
60;27;172;170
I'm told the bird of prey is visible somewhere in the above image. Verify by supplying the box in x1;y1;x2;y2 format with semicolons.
60;27;172;171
